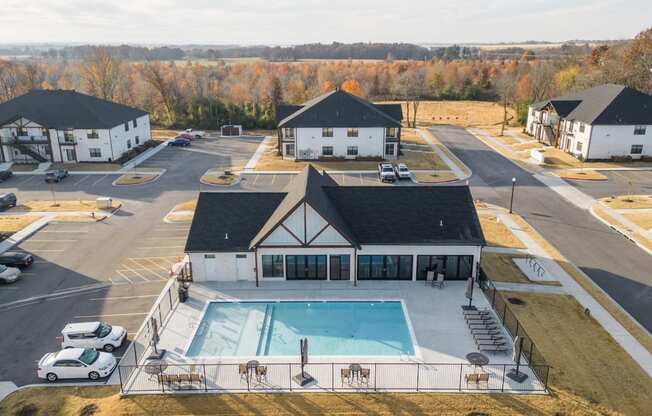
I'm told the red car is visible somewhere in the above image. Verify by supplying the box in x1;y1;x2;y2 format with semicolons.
177;133;194;140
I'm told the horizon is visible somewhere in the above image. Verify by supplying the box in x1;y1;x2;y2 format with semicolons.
0;0;650;45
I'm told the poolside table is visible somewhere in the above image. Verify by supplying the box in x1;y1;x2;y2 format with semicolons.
466;352;489;370
144;359;169;381
349;363;362;380
246;360;260;381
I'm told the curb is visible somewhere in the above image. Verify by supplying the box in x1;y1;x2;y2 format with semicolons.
589;204;652;256
0;283;111;311
111;170;165;187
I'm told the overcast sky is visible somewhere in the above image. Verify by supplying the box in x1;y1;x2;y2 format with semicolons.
0;0;650;45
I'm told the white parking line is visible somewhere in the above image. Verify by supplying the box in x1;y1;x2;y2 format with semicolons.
123;261;164;281
253;174;260;185
19;176;36;185
359;173;364;184
271;174;276;184
74;175;90;186
92;175;108;186
117;266;145;283
141;258;170;272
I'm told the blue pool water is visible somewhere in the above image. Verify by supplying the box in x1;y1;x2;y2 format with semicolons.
186;301;415;357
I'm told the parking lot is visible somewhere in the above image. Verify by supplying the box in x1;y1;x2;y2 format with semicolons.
566;170;652;199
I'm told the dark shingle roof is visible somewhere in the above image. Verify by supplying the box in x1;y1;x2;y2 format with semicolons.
539;84;652;125
186;166;484;252
0;89;148;129
323;186;485;246
185;192;286;252
277;89;402;128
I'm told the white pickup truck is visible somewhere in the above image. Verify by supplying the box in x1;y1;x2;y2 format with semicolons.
182;128;206;139
378;163;397;182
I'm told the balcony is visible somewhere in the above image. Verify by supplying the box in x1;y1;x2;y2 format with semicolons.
1;135;50;145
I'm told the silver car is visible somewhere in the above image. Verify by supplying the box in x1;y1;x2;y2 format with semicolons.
0;264;21;283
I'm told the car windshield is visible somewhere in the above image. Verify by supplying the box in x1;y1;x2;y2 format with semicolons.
95;323;112;338
382;166;393;172
0;265;6;273
78;349;99;365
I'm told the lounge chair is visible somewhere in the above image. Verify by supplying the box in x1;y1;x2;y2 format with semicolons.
476;340;507;348
465;314;494;322
425;270;435;286
341;368;351;386
239;364;248;381
478;373;490;388
479;345;509;354
360;368;370;385
474;334;504;342
255;366;267;382
468;322;497;330
464;373;479;386
470;328;501;335
434;273;445;288
463;308;490;316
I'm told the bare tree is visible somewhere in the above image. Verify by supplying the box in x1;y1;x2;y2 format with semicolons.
139;61;180;125
0;60;21;101
80;47;122;100
495;70;517;136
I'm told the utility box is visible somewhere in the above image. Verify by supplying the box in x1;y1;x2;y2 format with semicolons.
96;197;112;209
220;125;242;137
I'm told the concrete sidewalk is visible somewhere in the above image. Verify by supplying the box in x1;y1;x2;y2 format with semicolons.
419;129;469;180
244;136;272;171
495;210;652;378
493;281;567;294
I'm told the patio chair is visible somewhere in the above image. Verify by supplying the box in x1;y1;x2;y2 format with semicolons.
476;340;507;348
464;373;479;386
157;374;171;387
425;270;435;286
434;273;445;288
470;328;501;335
480;345;509;354
239;364;248;381
360;368;370;385
189;373;203;384
255;366;268;382
177;374;192;388
465;314;494;322
478;373;490;388
474;334;504;341
341;368;351;386
463;308;490;316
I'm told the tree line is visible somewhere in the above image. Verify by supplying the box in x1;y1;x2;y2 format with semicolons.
0;28;649;130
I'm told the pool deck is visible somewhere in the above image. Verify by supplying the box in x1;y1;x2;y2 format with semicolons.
126;281;544;393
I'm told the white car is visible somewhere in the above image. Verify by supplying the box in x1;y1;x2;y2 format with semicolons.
394;163;412;180
0;264;21;283
378;163;397;182
61;322;127;352
38;348;117;382
183;128;205;139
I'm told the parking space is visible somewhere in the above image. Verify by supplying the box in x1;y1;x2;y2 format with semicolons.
569;170;652;199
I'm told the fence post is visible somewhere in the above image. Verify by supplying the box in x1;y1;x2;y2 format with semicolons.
492;287;496;306
133;342;139;364
203;364;208;392
416;363;420;392
160;364;165;393
289;364;292;391
331;363;334;392
158;307;163;328
528;340;534;365
374;363;377;391
502;303;507;325
501;364;506;392
118;365;124;394
458;364;463;391
515;320;519;337
168;286;173;309
544;366;550;391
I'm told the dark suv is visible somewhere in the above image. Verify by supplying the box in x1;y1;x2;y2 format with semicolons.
0;170;12;183
0;193;17;211
45;169;69;183
0;251;33;268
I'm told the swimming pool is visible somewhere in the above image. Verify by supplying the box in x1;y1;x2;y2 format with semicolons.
186;301;416;357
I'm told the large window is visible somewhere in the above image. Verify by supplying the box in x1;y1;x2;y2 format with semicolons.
124;122;129;132
634;125;646;135
416;255;473;281
386;127;397;138
286;255;327;280
579;123;585;133
63;129;74;142
89;148;102;158
87;129;99;139
322;128;333;138
631;144;644;154
575;141;583;152
357;255;412;280
262;255;284;278
347;128;358;137
322;146;333;156
385;143;395;156
133;119;138;128
330;255;350;280
347;146;358;156
283;128;294;139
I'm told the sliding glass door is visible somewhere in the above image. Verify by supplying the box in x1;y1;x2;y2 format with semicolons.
329;255;350;280
286;255;327;280
357;255;412;280
416;255;474;280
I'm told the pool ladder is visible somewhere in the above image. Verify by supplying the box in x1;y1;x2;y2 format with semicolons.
256;304;274;356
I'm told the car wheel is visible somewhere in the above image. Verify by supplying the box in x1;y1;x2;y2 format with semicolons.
46;372;58;382
88;371;100;380
103;344;115;352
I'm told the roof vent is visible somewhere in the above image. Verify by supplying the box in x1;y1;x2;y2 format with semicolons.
439;220;444;227
225;233;229;240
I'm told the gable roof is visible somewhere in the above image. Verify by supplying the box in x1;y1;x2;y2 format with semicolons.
185;165;485;253
538;84;652;125
0;89;148;129
276;89;402;128
249;165;358;248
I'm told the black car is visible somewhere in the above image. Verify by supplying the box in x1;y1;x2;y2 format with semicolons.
0;193;17;211
0;170;12;182
45;169;69;183
0;251;33;268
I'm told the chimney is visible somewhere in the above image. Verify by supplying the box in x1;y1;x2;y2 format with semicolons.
439;219;444;227
225;233;229;240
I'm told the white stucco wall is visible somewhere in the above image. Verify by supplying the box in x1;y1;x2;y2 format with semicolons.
585;125;652;160
189;252;255;282
294;127;385;159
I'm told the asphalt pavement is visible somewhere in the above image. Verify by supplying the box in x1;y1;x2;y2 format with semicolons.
431;125;652;333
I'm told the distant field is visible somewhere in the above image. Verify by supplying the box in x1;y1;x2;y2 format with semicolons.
382;100;516;129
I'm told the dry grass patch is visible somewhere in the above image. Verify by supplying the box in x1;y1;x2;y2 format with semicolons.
399;127;428;145
384;100;516;129
173;200;197;212
500;291;652;415
50;162;121;172
413;171;458;183
9;164;36;172
51;215;102;223
166;213;194;222
0;385;621;416
0;216;41;233
622;212;652;230
114;173;159;185
151;129;179;140
201;171;238;186
600;194;652;209
556;169;608;181
243;129;275;137
512;141;545;151
12;200;119;212
479;214;526;249
481;252;560;286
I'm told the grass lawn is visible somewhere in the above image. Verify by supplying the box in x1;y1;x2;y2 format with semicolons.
591;203;652;254
413;171;458;183
382;100;515;129
599;194;652;209
0;385;621;416
12;200;119;212
478;214;526;249
481;252;560;286
114;173;159;186
151;128;179;140
9;164;37;172
399;128;428;145
49;162;121;172
499;291;652;416
0;216;41;233
555;169;608;181
201;171;238;185
255;144;448;171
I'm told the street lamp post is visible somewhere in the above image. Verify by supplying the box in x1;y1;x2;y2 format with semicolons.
509;177;516;214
